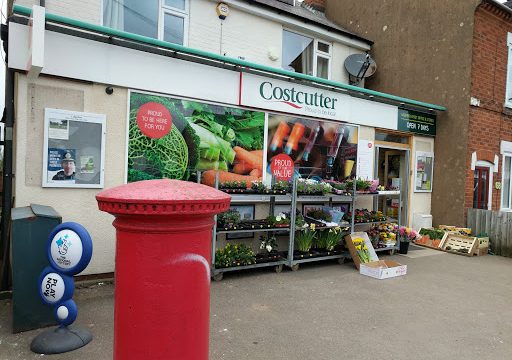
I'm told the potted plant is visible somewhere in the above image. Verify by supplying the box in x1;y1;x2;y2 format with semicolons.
214;243;256;268
217;209;241;229
251;180;268;194
272;180;291;194
257;235;279;262
316;227;343;253
367;226;380;247
295;223;316;255
397;226;419;254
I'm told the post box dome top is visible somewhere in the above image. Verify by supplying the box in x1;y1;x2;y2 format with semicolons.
96;179;231;216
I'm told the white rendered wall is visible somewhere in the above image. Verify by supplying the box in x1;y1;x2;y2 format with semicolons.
14;74;128;275
189;0;283;68
14;0;102;25
15;0;364;84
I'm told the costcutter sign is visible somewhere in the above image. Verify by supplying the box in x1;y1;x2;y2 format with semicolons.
240;73;349;121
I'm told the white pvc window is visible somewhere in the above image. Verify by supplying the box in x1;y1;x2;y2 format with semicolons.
282;30;332;79
501;140;512;210
103;0;188;45
506;32;512;108
502;154;512;210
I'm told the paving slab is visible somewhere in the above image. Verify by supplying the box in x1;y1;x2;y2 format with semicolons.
1;252;511;360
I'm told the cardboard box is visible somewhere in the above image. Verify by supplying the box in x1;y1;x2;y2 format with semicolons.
360;260;407;280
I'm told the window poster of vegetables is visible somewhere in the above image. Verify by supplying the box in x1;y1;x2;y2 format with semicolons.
43;108;106;188
127;92;265;186
266;114;358;180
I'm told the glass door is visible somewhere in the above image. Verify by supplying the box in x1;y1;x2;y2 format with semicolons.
374;146;410;225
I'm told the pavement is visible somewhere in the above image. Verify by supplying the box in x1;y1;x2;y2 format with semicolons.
1;247;512;360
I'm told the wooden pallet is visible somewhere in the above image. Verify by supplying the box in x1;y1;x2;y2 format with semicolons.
441;234;478;256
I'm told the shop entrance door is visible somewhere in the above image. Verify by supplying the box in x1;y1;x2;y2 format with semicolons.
374;146;410;226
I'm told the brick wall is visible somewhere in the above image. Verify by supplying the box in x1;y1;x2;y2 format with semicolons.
466;2;512;212
304;0;325;11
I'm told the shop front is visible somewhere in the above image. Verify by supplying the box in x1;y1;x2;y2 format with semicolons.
7;8;444;275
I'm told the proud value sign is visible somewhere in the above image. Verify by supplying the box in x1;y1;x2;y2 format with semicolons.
270;154;294;180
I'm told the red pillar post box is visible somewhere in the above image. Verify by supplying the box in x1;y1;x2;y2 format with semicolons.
96;179;230;360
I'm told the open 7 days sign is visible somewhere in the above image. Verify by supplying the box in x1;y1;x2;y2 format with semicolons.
240;73;349;121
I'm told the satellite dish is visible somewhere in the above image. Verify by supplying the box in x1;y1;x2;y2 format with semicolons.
344;53;377;86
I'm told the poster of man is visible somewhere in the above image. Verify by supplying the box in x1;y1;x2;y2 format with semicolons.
48;149;76;182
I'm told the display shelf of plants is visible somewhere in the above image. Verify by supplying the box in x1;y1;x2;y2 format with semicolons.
286;179;353;271
210;176;299;281
209;175;402;278
216;209;293;233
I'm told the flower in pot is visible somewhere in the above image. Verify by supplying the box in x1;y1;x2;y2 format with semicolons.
274;212;290;227
251;180;268;193
396;226;420;254
295;223;316;253
259;235;278;254
272;180;291;193
217;209;241;229
317;227;343;251
367;227;380;247
356;178;371;192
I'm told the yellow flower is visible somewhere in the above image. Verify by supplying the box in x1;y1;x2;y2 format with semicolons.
363;245;368;251
310;223;316;230
355;245;362;250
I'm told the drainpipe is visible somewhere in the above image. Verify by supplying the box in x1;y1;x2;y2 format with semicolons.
0;17;13;290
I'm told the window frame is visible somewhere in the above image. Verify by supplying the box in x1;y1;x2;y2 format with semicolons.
158;0;189;46
102;0;189;46
501;153;512;210
506;32;512;108
500;140;512;211
282;28;332;80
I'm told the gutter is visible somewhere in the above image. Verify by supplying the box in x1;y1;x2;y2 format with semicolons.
12;4;446;112
486;0;512;15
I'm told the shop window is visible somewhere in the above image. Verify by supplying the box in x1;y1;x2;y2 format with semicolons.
375;132;409;144
282;30;331;79
103;0;188;45
507;32;512;108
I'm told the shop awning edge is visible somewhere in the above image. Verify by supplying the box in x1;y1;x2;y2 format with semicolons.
11;4;447;113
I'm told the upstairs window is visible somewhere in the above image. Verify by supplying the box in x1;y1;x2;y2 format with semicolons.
507;32;512;108
103;0;188;45
282;29;332;79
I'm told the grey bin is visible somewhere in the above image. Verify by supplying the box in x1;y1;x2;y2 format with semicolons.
11;204;61;333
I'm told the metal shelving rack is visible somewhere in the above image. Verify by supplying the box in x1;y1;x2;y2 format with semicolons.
205;172;402;279
287;179;353;272
352;190;402;254
209;176;297;281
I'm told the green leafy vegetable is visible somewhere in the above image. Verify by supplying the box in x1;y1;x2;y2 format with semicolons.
128;116;188;181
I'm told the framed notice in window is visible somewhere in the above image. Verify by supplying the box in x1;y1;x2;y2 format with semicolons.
414;151;434;193
42;108;106;188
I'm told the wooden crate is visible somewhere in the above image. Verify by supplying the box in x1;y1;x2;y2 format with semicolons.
441;234;478;256
473;237;489;256
416;228;448;250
